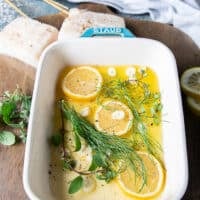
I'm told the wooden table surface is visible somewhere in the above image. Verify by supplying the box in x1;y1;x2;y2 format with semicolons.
0;4;200;200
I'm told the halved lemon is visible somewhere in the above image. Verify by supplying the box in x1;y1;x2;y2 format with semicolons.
187;96;200;116
62;66;103;100
94;101;133;136
118;152;164;198
181;67;200;100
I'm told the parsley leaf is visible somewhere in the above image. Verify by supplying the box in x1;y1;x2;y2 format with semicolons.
0;131;16;146
68;176;83;194
51;133;62;146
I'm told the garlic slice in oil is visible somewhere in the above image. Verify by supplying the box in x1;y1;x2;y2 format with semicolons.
83;175;96;193
108;67;116;77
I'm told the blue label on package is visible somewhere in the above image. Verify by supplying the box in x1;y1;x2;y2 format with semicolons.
81;27;135;38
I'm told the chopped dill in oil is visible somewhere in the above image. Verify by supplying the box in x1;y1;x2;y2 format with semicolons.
96;73;163;161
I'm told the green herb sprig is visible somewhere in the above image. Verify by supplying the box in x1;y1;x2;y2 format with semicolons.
0;88;31;145
68;176;83;194
57;100;147;193
98;77;162;160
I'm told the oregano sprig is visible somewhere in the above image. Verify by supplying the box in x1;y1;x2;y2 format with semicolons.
0;88;31;145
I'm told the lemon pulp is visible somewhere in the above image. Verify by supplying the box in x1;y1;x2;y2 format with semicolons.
181;67;200;100
95;101;133;136
118;152;164;198
62;66;102;100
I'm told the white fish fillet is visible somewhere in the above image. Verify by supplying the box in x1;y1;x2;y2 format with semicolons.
0;17;58;68
58;8;125;40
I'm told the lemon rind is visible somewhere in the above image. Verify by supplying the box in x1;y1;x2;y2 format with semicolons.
187;96;200;116
94;100;133;136
117;151;164;198
62;66;103;100
181;67;200;100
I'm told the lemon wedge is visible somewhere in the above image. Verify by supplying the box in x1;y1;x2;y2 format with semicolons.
118;152;164;198
94;101;133;136
62;66;102;100
181;67;200;100
187;96;200;116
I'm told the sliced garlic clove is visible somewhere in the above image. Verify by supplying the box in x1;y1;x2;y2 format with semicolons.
82;175;96;193
72;145;92;171
126;67;136;78
111;110;125;120
108;67;116;77
80;106;90;117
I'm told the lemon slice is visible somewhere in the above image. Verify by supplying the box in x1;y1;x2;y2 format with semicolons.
187;96;200;116
94;101;133;136
62;66;103;100
181;67;200;100
118;152;164;198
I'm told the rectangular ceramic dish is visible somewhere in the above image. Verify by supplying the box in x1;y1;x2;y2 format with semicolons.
23;28;188;200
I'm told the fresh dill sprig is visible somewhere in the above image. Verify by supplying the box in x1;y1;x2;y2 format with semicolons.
97;78;162;160
60;100;147;189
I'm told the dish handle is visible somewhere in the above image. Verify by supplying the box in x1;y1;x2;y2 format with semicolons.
81;27;135;38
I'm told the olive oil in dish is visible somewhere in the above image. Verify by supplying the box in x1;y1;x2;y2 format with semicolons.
49;65;165;200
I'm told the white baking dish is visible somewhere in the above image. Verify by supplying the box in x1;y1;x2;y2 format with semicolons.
23;28;188;200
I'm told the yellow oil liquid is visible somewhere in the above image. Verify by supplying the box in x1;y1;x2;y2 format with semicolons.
50;65;165;200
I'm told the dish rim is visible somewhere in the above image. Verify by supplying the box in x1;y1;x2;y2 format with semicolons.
23;38;188;200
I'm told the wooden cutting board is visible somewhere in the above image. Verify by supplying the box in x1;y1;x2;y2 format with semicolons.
0;3;200;200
